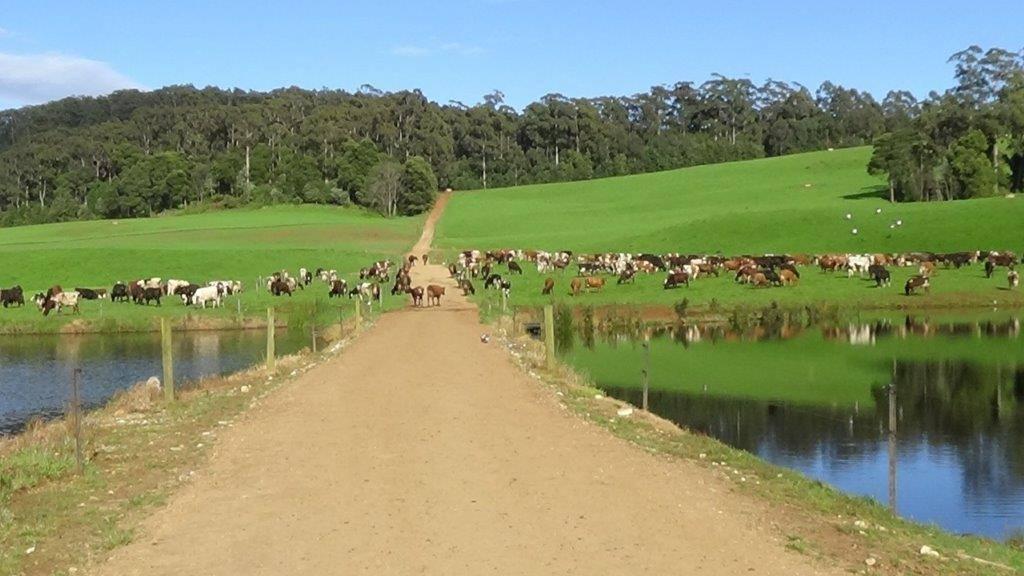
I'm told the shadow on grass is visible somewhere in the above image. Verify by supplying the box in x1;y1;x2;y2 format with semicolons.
843;185;888;201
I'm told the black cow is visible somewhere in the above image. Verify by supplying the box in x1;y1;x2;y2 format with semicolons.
868;265;891;287
111;282;130;303
507;261;523;275
141;287;163;306
0;285;24;308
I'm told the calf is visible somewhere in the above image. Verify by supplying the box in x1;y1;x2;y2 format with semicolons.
426;284;445;307
570;277;583;296
584;277;605;292
508;260;523;275
458;278;475;296
905;275;930;296
541;278;555;295
1009;270;1020;290
617;269;636;285
407;286;424;307
499;280;511;300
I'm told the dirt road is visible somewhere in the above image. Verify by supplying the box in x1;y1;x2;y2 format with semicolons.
93;197;838;575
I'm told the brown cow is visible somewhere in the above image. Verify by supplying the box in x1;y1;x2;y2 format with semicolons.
663;271;690;289
542;277;555;295
426;284;445;306
584;277;605;292
779;269;799;286
918;261;936;277
422;254;429;265
750;272;770;287
407;286;424;307
905;275;930;296
570;277;583;296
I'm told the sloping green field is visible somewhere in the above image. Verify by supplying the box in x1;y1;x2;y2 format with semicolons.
0;206;423;331
436;147;1023;254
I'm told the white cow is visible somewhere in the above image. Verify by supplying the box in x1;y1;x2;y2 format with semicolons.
191;285;223;308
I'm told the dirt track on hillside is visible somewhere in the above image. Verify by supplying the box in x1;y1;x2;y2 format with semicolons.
92;194;839;575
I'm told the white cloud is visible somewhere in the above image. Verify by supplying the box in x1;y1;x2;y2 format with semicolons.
0;52;142;107
390;41;484;58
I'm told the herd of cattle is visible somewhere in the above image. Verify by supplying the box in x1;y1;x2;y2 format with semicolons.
447;249;1021;297
0;259;439;317
0;278;246;316
2;249;1018;317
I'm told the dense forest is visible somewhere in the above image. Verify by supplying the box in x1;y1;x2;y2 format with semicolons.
0;45;1021;225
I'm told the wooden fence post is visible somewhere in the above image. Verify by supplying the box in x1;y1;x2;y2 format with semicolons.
642;333;650;411
354;299;362;331
70;368;84;474
887;375;898;512
266;307;276;371
544;304;555;370
161;318;174;402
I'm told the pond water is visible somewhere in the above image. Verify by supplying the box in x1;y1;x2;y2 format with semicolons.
560;312;1024;540
0;329;308;435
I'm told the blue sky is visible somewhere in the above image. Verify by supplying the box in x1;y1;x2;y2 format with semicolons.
1;0;1020;111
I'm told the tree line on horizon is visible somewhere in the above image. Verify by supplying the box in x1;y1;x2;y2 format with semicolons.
0;45;1020;226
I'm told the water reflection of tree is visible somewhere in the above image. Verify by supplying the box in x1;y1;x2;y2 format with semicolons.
607;359;1024;503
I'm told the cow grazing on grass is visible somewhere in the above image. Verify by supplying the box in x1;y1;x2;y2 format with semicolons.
484;274;503;290
74;288;107;300
918;261;936;277
905;275;930;296
110;282;129;303
407;286;424;307
584;277;605;292
541;278;555;295
458;278;475;296
328;279;348;298
868;265;891;287
1010;270;1020;290
499;280;511;300
426;285;445;307
1;285;24;308
570;277;583;296
507;261;523;275
270;279;292;297
617;269;636;285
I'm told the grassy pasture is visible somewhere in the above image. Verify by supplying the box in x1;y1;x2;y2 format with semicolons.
436;146;1023;255
0;205;423;332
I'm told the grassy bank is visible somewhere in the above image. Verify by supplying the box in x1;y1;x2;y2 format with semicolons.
491;315;1024;575
436;147;1023;254
0;205;421;333
0;318;364;575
